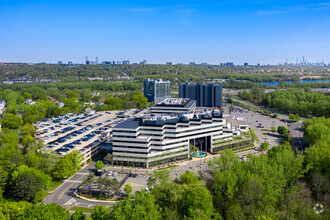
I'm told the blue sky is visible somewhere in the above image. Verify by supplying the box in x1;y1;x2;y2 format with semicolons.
1;0;330;64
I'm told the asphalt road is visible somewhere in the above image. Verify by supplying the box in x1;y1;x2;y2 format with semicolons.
289;122;309;152
44;159;117;208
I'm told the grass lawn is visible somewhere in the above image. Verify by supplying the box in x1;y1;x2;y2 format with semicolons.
48;180;64;192
70;206;93;213
157;165;179;170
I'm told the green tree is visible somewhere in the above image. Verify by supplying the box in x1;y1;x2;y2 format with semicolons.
132;92;148;109
289;114;301;122
40;150;59;175
95;161;105;170
179;170;199;185
153;169;171;185
124;184;132;195
21;203;69;220
305;141;330;179
71;210;86;220
64;98;81;113
238;177;267;218
2;113;23;129
67;91;79;100
260;142;269;151
0;165;8;189
303;117;330;145
182;186;215;219
20;123;36;137
21;135;34;148
310;173;329;202
52;151;82;180
91;205;110;220
226;203;245;220
23;92;32;100
271;126;277;133
10;165;51;202
277;126;288;136
103;153;113;165
25;151;43;169
110;190;162;220
0;187;3;203
0;201;31;220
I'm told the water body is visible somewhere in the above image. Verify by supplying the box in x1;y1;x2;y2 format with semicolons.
260;79;330;86
191;152;205;157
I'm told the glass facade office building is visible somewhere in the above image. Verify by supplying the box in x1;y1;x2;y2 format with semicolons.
144;79;171;103
179;82;222;108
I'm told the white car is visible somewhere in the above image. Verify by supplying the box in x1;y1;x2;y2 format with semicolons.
113;172;118;177
108;171;113;176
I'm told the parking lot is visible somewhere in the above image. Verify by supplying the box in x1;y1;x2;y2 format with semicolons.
223;105;286;147
35;109;146;162
92;167;149;195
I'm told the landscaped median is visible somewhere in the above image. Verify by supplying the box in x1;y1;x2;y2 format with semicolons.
73;190;123;203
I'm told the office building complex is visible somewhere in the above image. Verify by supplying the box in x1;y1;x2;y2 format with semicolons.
179;83;222;108
111;100;249;168
144;79;171;103
112;109;229;168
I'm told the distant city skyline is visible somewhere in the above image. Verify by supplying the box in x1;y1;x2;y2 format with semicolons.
1;0;330;64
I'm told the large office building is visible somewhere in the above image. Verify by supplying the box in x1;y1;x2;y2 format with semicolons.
111;99;248;168
144;79;171;103
179;82;222;108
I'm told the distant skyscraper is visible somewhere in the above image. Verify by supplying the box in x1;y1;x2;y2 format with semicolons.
58;61;63;64
166;62;172;65
122;60;130;64
244;63;248;66
189;62;196;65
140;60;147;65
85;56;88;64
144;79;171;103
96;56;99;64
225;62;234;66
117;61;122;65
179;82;222;108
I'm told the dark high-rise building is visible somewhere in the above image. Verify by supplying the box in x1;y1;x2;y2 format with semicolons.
179;82;222;108
144;79;171;103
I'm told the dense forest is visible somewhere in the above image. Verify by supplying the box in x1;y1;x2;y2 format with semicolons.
238;88;330;117
0;126;83;204
1;63;329;83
